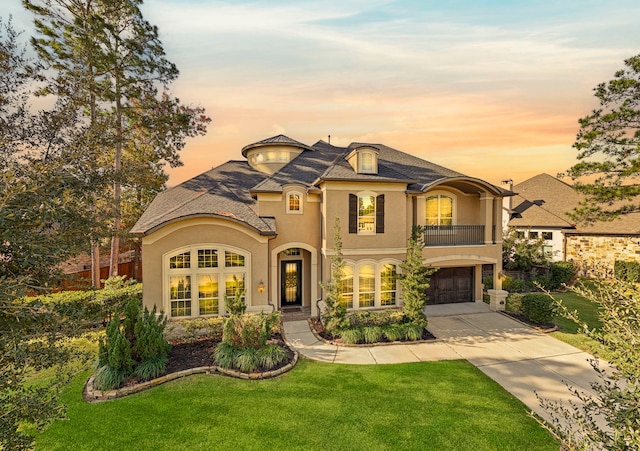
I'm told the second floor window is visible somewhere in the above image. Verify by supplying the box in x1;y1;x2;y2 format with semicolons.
349;193;385;234
426;194;453;226
286;191;303;214
358;195;376;233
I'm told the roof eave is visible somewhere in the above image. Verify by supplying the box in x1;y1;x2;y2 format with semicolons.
130;213;277;237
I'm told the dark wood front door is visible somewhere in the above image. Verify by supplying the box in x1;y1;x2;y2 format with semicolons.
281;260;302;306
426;267;474;304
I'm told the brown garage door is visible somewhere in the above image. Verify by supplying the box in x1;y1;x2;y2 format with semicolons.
426;267;474;305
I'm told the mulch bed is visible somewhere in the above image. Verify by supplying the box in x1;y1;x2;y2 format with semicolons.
309;318;436;345
501;311;558;333
164;333;295;375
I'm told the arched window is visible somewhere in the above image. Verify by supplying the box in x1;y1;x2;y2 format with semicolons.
426;194;454;226
286;191;303;214
165;246;249;318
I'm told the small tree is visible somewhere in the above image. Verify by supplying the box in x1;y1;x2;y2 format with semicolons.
321;217;347;333
502;227;551;271
541;280;640;449
399;226;434;328
225;276;246;316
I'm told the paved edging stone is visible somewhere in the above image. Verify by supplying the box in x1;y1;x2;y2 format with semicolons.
83;350;299;403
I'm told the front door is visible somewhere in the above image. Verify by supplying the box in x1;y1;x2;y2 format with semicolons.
281;260;302;306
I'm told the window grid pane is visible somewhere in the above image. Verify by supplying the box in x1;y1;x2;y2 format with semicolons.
225;251;245;267
225;274;245;297
198;249;218;268
358;195;376;233
198;275;219;315
288;194;300;211
169;252;191;269
169;275;191;317
340;266;354;309
380;264;397;306
358;265;375;308
426;195;453;226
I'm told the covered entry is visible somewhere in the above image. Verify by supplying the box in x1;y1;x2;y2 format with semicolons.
426;267;474;304
281;260;302;306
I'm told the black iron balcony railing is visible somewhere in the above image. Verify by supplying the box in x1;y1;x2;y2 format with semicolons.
423;225;495;247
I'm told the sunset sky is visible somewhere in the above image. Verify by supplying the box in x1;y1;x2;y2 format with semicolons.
4;0;640;187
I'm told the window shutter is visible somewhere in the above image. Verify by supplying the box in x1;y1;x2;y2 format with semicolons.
349;194;357;233
376;194;385;233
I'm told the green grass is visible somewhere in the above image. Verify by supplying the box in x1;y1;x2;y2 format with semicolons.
36;359;558;451
549;291;610;358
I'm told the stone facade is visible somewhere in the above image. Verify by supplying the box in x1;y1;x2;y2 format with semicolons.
565;234;640;278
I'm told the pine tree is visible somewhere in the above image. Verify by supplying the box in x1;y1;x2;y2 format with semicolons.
399;226;434;328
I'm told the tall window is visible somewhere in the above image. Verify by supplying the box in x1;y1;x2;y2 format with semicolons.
358;195;376;233
426;194;453;226
340;265;354;309
167;246;248;318
380;264;397;306
358;264;375;307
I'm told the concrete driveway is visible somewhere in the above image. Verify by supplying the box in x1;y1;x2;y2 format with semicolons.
283;302;602;423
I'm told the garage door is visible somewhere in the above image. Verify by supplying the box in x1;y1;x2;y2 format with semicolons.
426;267;474;304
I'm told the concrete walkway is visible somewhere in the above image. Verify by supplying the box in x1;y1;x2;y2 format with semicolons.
283;303;601;423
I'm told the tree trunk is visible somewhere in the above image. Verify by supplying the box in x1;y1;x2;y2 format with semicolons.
110;65;123;278
91;239;101;288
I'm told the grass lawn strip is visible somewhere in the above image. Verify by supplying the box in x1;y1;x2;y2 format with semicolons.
37;359;558;450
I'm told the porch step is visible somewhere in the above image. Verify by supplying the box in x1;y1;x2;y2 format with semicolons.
280;306;312;322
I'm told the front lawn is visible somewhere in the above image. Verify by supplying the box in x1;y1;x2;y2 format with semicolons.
549;291;609;358
37;359;558;450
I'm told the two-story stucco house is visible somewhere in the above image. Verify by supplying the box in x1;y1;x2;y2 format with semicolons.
131;135;510;319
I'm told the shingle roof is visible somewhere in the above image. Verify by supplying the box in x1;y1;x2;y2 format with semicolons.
508;173;640;235
241;134;314;157
131;161;276;236
132;135;508;235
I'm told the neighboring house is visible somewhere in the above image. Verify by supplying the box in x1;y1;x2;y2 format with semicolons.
505;173;640;277
131;135;510;319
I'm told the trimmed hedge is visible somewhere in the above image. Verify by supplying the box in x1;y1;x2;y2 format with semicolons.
521;293;556;324
17;277;142;327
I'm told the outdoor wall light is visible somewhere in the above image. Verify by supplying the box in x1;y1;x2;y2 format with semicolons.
257;281;265;294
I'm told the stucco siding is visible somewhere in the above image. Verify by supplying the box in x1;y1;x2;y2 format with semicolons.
140;218;270;315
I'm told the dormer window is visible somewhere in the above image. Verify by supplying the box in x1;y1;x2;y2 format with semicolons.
346;146;379;174
360;152;374;172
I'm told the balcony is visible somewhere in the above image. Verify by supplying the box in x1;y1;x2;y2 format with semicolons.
423;225;495;247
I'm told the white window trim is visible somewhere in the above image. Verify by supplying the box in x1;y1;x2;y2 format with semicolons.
358;150;377;174
286;190;303;214
357;191;377;235
163;244;251;319
425;190;457;227
341;259;400;309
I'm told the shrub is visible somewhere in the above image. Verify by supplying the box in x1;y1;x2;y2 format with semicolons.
383;324;404;342
362;326;383;344
347;310;404;328
339;328;363;345
214;312;286;372
502;276;533;293
94;299;170;389
613;260;640;283
257;345;287;370
482;275;494;290
549;261;576;289
401;323;424;341
506;293;524;313
521;293;556;324
168;317;225;342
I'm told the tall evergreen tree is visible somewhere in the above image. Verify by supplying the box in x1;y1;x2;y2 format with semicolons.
24;0;210;281
567;53;640;223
